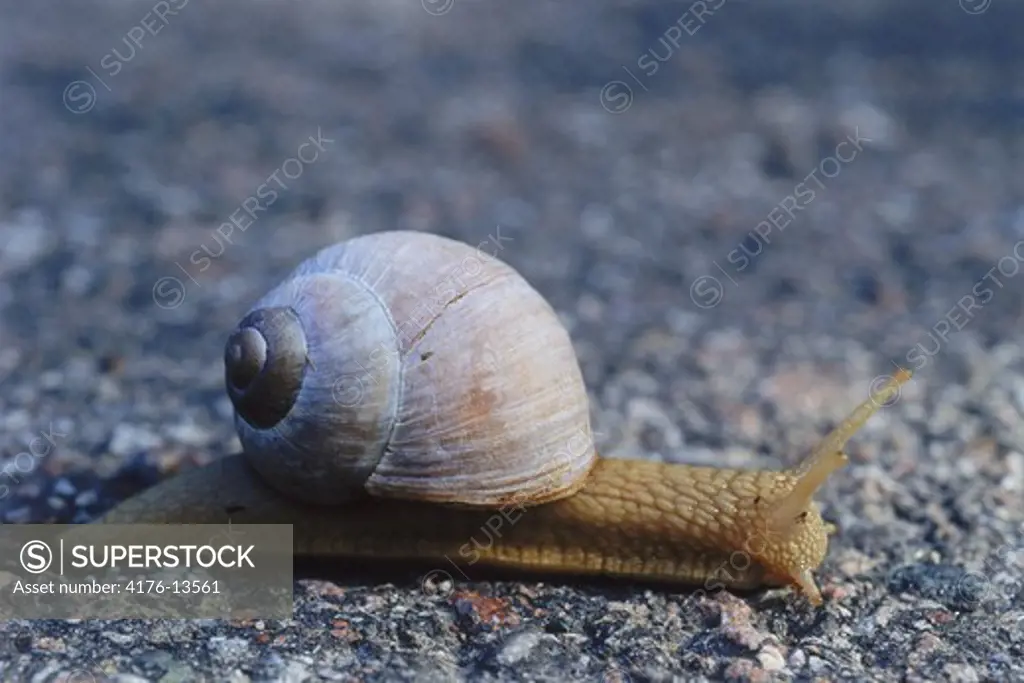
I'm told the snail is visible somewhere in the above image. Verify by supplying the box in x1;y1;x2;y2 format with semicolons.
96;230;911;606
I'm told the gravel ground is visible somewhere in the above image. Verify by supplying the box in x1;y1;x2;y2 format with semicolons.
2;0;1024;680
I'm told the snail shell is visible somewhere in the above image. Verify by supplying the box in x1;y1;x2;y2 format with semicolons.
223;231;596;507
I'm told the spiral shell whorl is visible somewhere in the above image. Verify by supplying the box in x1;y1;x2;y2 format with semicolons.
224;307;307;429
227;270;402;505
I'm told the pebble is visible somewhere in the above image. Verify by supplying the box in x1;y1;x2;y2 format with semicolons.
1002;452;1024;492
39;370;63;390
3;408;32;431
137;649;175;669
0;209;51;270
74;490;98;507
808;655;829;674
279;659;315;683
103;631;136;646
164;420;213;447
209;636;250;662
5;507;31;522
32;636;64;652
756;645;786;672
109;424;163;456
53;478;77;497
495;628;543;666
157;663;198;683
943;663;980;683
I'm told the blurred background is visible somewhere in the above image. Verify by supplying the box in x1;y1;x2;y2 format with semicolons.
2;0;1024;681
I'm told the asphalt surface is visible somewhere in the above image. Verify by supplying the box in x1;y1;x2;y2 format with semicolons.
1;0;1023;681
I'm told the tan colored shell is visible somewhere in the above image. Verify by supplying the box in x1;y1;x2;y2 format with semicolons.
224;230;596;507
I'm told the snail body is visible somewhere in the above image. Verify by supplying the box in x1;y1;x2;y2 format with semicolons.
98;231;911;606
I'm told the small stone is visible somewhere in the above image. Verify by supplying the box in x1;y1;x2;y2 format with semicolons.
808;655;828;673
33;636;65;652
1002;452;1024;492
191;619;222;629
4;409;31;431
109;424;163;456
136;649;175;669
0;209;51;269
757;645;786;672
14;633;31;653
837;101;899;150
278;659;314;683
39;370;64;389
61;264;94;296
74;490;98;507
5;507;31;523
723;623;766;651
723;659;760;682
164;420;213;447
209;635;250;662
158;663;199;683
53;478;77;497
103;631;135;646
915;633;943;655
496;628;543;666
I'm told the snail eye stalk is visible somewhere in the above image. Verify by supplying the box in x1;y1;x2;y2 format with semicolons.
768;368;912;538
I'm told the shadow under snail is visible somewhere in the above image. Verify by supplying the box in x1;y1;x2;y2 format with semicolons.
95;230;912;606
